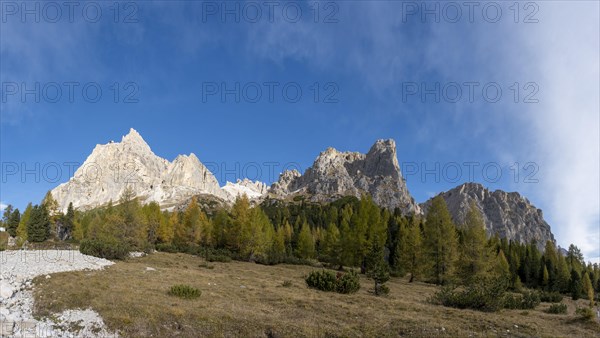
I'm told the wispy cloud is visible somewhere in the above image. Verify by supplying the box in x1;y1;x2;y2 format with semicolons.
518;2;599;263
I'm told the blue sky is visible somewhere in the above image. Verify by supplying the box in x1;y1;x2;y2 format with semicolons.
1;1;598;261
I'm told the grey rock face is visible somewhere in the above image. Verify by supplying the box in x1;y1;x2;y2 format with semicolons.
270;170;301;195
269;139;421;214
421;182;555;249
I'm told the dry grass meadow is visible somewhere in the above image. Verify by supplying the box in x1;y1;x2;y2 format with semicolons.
32;252;600;337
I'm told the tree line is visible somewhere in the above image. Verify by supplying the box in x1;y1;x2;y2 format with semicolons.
1;190;598;302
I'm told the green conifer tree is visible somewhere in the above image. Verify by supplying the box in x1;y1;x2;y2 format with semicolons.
396;217;423;282
366;241;390;296
570;269;583;300
26;204;51;242
556;253;571;293
296;221;315;259
271;226;287;263
494;249;511;282
6;207;20;237
322;222;341;265
582;272;595;307
423;196;458;285
457;202;492;284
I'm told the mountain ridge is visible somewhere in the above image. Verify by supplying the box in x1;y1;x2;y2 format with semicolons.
50;128;555;247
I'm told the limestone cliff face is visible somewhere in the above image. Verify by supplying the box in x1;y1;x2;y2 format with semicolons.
51;129;227;212
421;182;555;248
270;140;421;214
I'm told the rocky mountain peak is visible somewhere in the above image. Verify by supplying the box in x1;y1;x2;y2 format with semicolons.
269;140;420;214
121;128;150;150
270;170;302;196
421;182;554;249
369;138;396;153
51;129;224;212
365;139;401;179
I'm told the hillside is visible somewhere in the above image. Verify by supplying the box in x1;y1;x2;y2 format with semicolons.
32;252;600;337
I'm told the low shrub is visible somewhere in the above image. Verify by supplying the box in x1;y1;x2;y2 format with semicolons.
546;303;568;314
575;307;595;322
335;270;361;294
503;291;540;310
306;270;337;292
540;291;563;303
521;290;542;309
79;238;129;260
280;256;315;266
168;284;201;299
156;244;234;263
375;284;390;296
155;243;178;253
430;276;508;312
197;247;233;263
502;294;521;309
306;270;361;294
282;280;293;288
206;253;232;263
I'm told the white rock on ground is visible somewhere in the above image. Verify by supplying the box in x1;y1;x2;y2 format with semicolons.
0;280;14;299
0;250;118;337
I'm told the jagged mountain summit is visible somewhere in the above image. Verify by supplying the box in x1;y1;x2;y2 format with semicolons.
269;139;421;214
421;182;555;249
52;129;233;212
51;129;420;214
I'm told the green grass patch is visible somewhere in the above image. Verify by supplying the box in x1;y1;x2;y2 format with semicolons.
168;284;201;300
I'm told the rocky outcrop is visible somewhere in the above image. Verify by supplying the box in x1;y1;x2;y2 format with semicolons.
51;128;227;212
222;178;268;202
269;140;421;214
421;182;555;249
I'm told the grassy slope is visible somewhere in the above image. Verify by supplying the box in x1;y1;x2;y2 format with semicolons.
32;252;599;337
0;232;8;249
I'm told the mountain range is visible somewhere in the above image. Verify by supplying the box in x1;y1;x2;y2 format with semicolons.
51;128;555;247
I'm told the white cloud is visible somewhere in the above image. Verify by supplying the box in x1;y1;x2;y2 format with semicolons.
0;203;7;212
516;2;600;261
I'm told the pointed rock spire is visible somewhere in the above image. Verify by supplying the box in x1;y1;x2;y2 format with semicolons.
270;139;420;214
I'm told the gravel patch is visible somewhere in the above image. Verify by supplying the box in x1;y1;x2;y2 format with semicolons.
0;250;117;337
